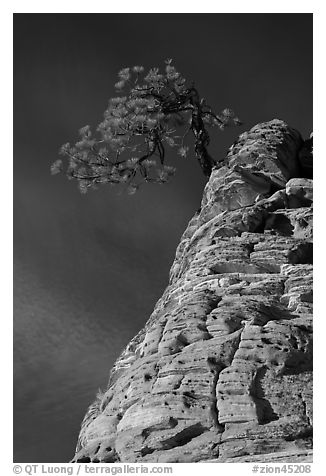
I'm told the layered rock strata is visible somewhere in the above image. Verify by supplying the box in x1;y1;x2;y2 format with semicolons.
72;119;313;463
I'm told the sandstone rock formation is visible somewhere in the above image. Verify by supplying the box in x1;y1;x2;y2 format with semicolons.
72;119;313;463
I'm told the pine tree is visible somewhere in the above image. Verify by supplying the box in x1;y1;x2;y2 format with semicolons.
51;59;241;194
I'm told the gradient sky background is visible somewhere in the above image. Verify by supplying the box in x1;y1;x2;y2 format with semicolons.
14;13;312;462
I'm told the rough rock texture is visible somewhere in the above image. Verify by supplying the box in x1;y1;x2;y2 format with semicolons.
72;119;313;463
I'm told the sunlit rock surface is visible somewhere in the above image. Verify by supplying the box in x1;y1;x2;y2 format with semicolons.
72;119;313;463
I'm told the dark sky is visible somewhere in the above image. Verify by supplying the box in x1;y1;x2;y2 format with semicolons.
13;13;312;462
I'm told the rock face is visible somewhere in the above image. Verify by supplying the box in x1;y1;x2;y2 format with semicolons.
72;119;313;463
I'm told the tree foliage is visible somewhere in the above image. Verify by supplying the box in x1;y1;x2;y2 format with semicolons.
51;59;241;194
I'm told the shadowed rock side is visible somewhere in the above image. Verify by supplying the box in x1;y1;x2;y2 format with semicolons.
72;119;313;463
